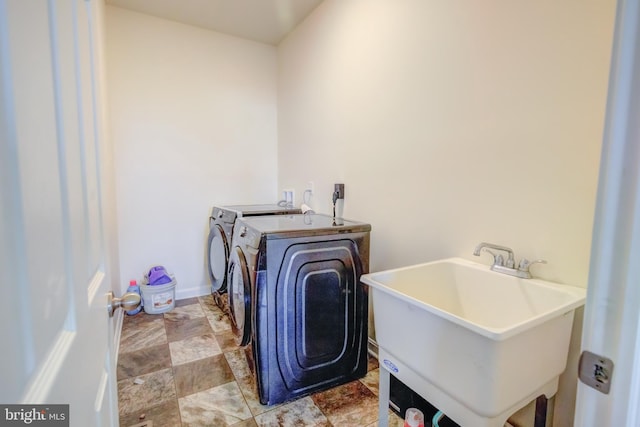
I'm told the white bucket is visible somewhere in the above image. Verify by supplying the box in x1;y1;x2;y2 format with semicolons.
140;277;176;314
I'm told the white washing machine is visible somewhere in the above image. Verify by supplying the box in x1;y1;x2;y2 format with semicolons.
207;204;301;311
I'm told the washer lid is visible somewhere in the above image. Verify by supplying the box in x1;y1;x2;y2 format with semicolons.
238;213;371;239
223;203;302;216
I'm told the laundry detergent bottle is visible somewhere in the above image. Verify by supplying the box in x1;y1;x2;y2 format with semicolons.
404;408;424;427
125;280;142;315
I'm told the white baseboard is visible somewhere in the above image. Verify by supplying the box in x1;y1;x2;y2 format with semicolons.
175;284;211;301
368;338;379;359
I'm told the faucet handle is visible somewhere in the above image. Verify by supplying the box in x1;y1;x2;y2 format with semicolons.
482;248;504;266
518;258;547;272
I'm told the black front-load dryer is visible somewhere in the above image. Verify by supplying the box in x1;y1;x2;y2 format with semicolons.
207;204;301;311
228;213;371;405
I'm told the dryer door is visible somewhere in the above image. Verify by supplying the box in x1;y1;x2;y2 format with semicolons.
208;222;229;293
228;247;252;347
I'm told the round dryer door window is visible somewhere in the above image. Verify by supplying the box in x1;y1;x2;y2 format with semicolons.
208;224;229;292
228;247;252;347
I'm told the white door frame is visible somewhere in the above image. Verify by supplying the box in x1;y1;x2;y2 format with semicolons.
575;0;640;425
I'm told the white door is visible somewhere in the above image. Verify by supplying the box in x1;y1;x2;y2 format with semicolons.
574;0;640;425
0;0;123;425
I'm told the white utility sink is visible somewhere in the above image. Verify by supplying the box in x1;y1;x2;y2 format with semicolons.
361;257;586;427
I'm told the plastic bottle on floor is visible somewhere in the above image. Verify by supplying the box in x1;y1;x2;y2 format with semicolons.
125;279;142;315
405;408;425;427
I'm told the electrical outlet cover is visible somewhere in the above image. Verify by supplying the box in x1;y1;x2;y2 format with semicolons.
282;189;294;205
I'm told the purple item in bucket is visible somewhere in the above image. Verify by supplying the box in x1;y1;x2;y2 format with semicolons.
148;266;172;285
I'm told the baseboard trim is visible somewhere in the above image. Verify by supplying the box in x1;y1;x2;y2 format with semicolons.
175;284;211;301
368;338;379;359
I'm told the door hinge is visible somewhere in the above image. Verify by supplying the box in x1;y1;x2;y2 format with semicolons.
578;350;614;394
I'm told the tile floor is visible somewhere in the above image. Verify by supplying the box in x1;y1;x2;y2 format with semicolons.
117;295;404;427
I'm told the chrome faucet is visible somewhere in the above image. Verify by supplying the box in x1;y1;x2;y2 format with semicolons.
473;242;516;267
473;242;546;279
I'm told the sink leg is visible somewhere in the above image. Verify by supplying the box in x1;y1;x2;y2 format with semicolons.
378;367;390;427
534;395;548;427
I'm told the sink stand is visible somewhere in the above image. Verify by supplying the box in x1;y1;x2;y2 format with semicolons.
377;347;558;427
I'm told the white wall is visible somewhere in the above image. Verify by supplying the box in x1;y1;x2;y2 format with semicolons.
278;0;615;288
106;6;278;298
277;0;616;425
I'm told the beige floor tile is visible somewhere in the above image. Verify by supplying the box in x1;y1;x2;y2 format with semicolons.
119;399;181;427
207;312;233;333
312;380;379;426
117;343;172;379
173;354;235;398
254;396;330;427
169;333;222;365
360;367;380;396
117;368;176;416
164;303;205;322
119;318;167;354
179;382;253;426
366;410;405;427
165;316;213;342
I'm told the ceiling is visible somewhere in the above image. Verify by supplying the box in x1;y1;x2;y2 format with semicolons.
105;0;324;45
